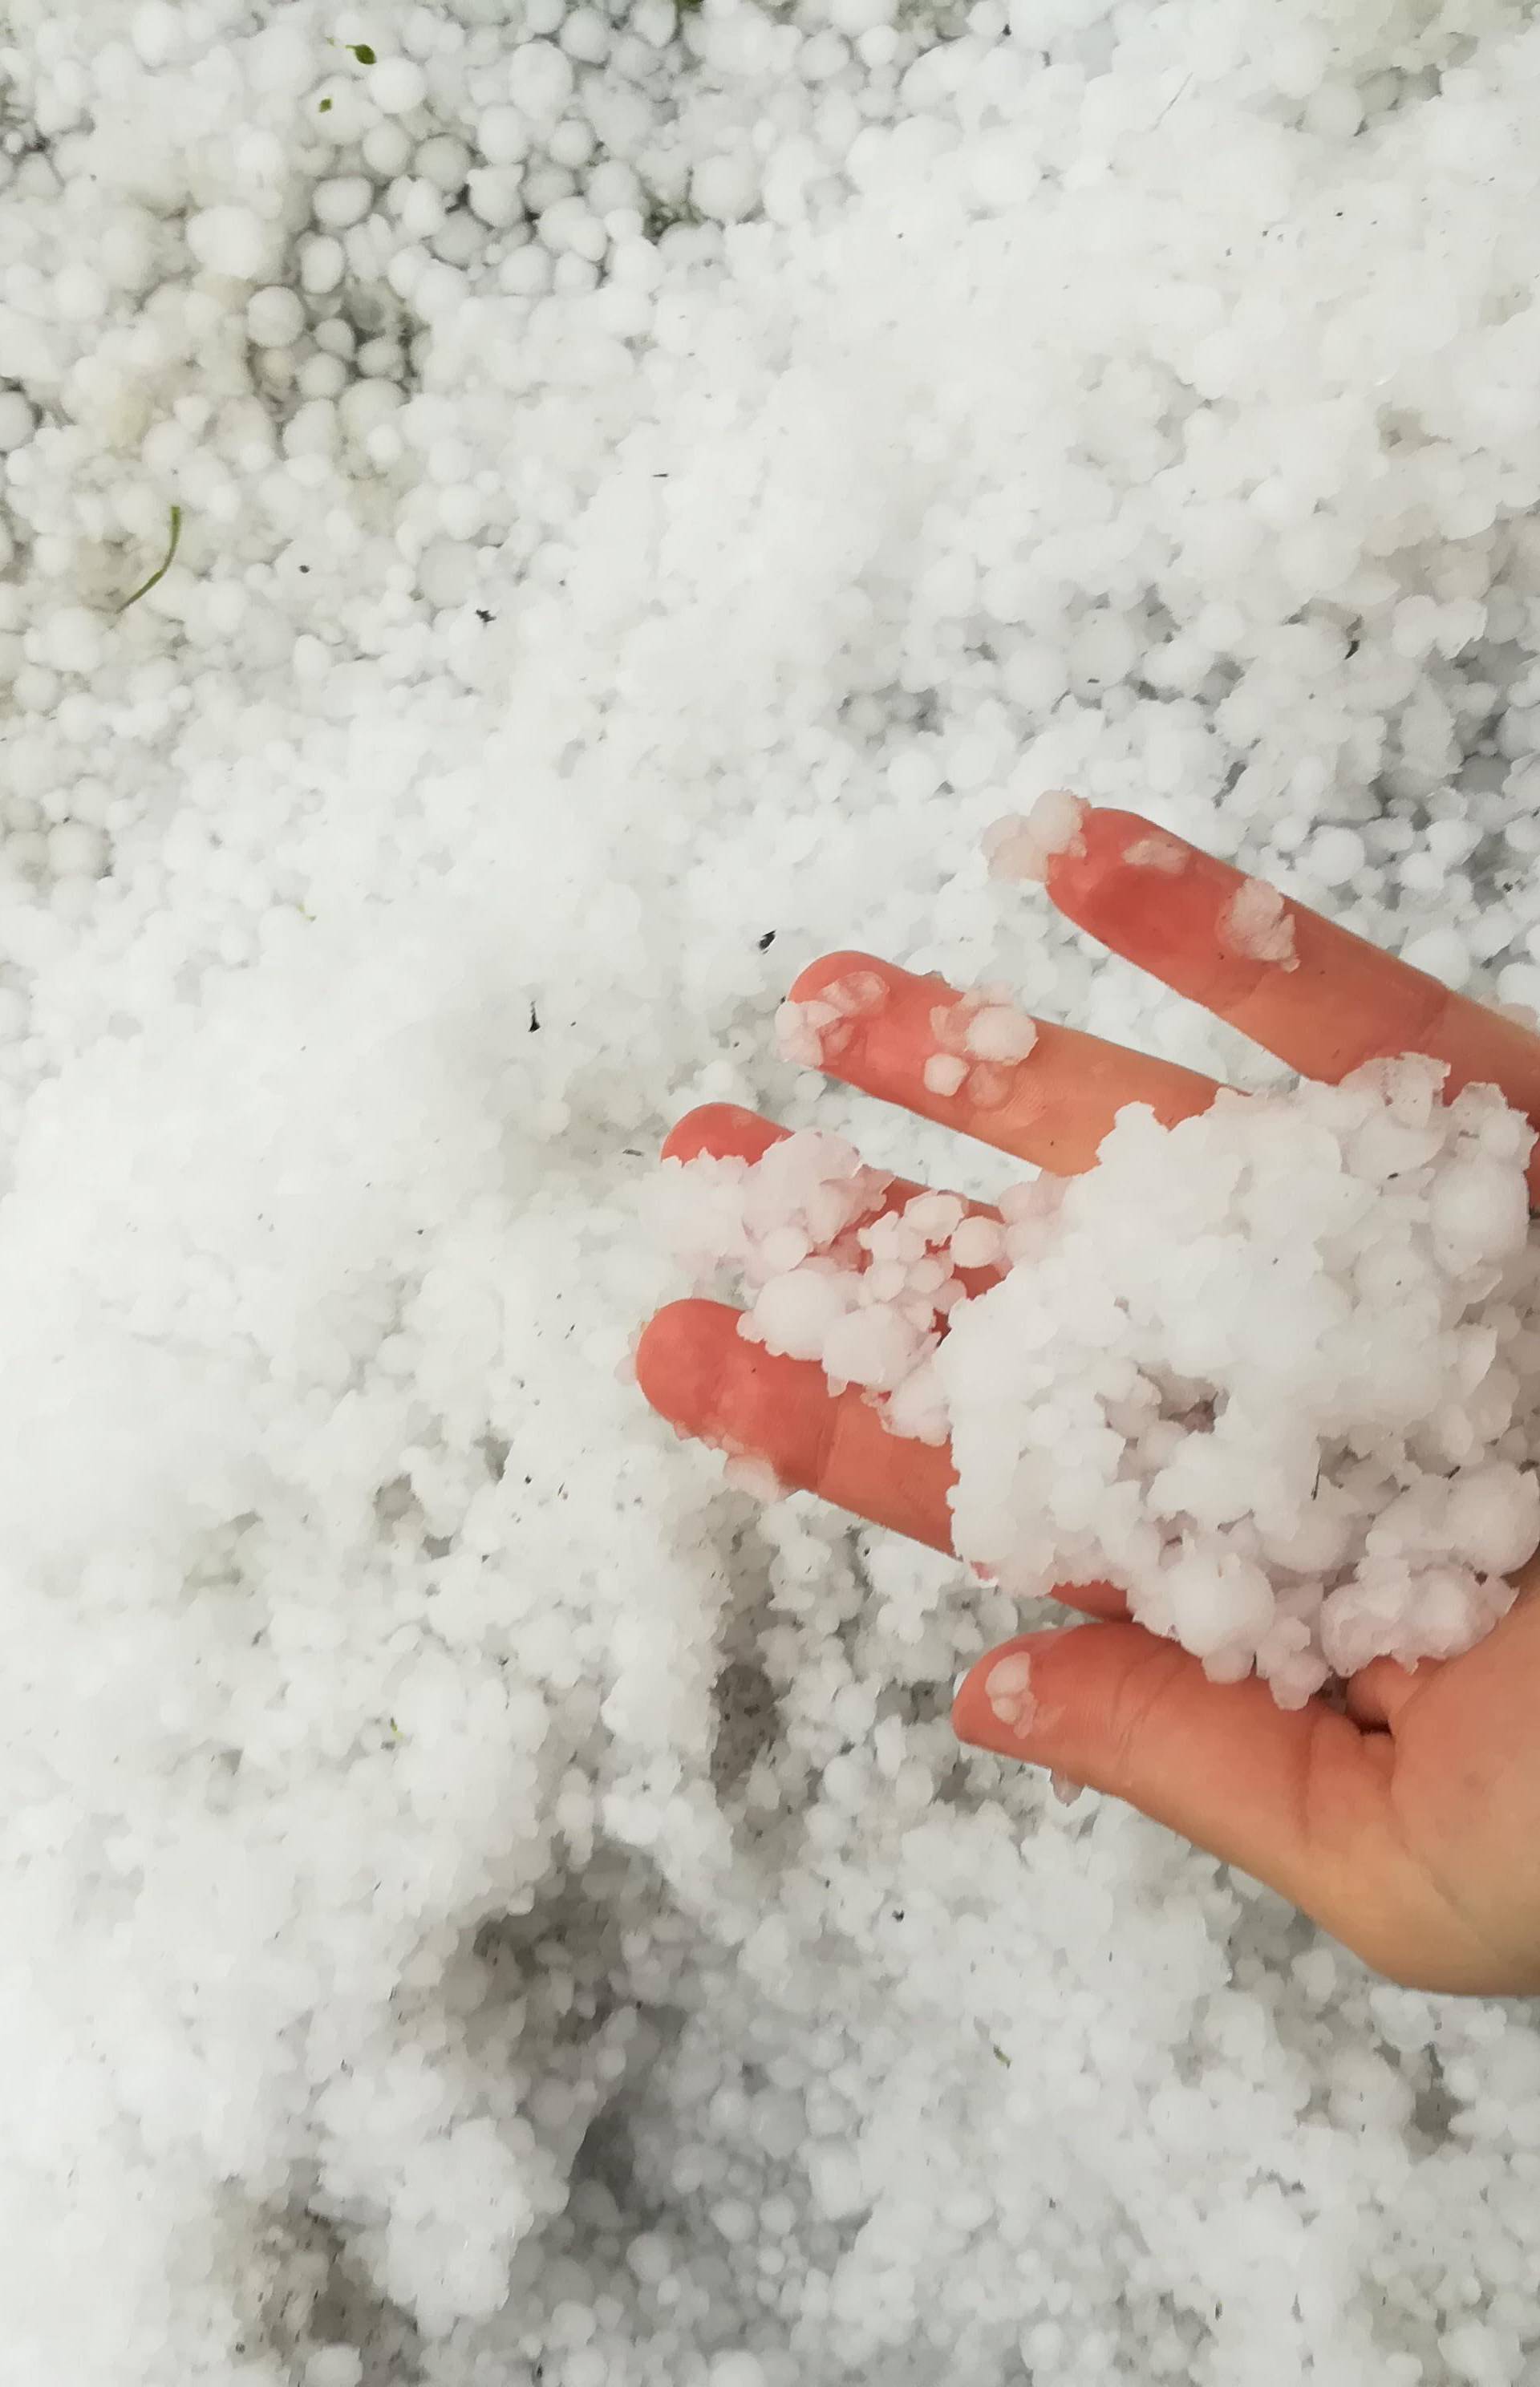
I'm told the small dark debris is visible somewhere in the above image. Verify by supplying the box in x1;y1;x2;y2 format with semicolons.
1344;636;1359;657
476;607;494;624
529;1002;541;1033
622;1146;642;1157
299;564;310;574
758;930;776;950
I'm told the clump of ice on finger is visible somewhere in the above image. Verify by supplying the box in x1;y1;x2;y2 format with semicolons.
920;988;1040;1110
651;1129;892;1305
1220;878;1299;970
775;970;890;1071
663;1059;1540;1701
1124;834;1189;877
983;790;1088;885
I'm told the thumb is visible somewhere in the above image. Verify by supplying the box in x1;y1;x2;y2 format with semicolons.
953;1622;1398;1929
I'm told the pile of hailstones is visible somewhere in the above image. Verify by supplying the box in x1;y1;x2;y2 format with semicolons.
663;992;1540;1710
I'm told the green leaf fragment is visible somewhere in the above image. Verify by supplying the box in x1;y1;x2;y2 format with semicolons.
319;95;333;111
348;42;376;63
116;505;183;614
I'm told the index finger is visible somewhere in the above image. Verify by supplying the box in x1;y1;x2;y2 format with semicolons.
1042;807;1540;1193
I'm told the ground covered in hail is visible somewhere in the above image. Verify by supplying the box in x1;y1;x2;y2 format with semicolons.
6;2;1540;2383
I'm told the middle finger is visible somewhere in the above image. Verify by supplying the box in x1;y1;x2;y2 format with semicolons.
784;949;1222;1171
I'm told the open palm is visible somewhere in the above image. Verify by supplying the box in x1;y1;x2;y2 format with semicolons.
639;807;1540;1994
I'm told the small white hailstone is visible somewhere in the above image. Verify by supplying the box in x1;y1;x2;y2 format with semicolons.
99;211;158;293
707;2356;768;2387
863;1210;921;1263
476;103;530;164
541;199;608;262
370;56;429;115
821;1303;926;1392
1444;1462;1540;1576
950;1216;1005;1272
929;1001;967;1052
416;136;474;192
771;999;823;1067
982;1650;1035;1734
298;353;346;402
821;970;889;1016
186;205;271;280
1219;877;1298;967
1161;1548;1276;1668
998;1180;1060;1226
903;1193;966;1245
962;1004;1038;1063
418;539;479;610
1123;834;1187;875
361;120;412;177
758;1223;810;1274
299;235;346;294
632;0;675;46
1428;1154;1530;1262
1401;926;1473;989
468;168;526;229
1308;826;1367;886
314;316;355;360
625;2235;673;2285
47;823;106;879
691;154;760;224
744;1266;855;1361
922;1054;968;1097
56;265;106;323
983;788;1088;883
548;132;597;191
507;39;574;120
722;1453;784;1502
314;175;374;230
807;2142;865;2219
245;285;306;348
304;2350;363;2387
0;391;36;451
39;607;105;675
881;1356;950;1445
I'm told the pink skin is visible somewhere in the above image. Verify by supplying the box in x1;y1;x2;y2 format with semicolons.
638;806;1540;1993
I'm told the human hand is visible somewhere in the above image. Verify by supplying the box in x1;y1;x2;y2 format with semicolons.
638;806;1540;1994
